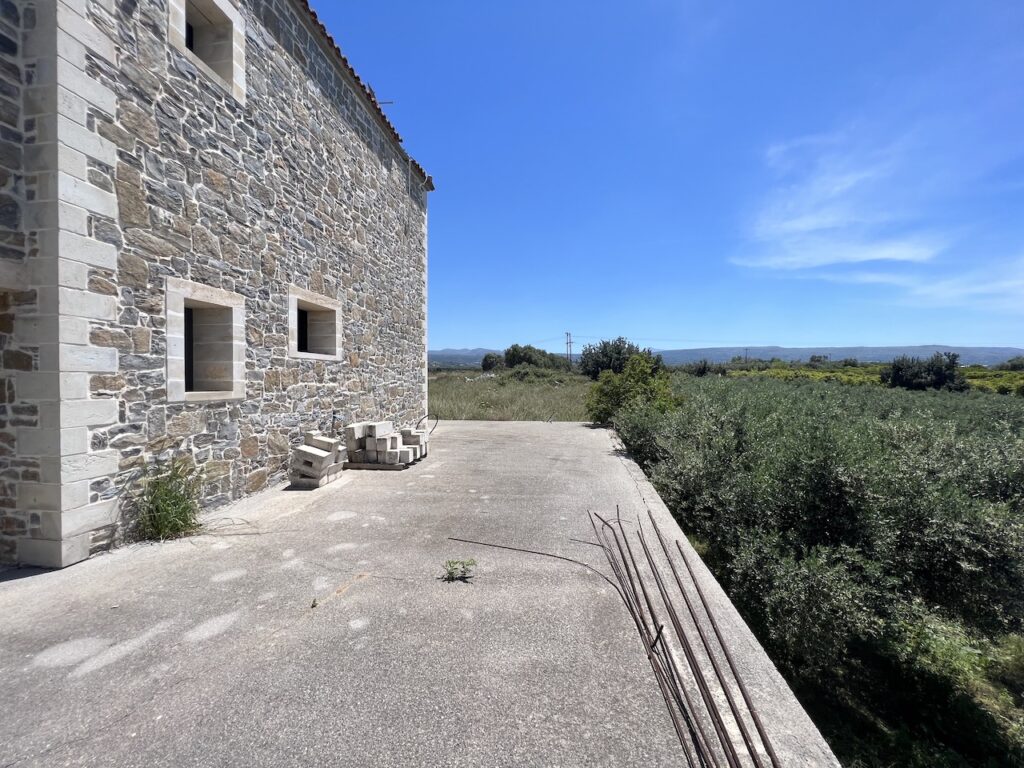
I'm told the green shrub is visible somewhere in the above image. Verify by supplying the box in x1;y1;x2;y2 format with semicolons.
881;352;969;392
133;458;203;541
998;356;1024;372
680;358;728;377
481;352;504;371
503;343;570;371
585;353;675;423
578;337;662;380
615;375;1024;765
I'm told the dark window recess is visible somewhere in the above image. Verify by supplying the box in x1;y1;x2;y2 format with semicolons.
297;308;309;353
184;307;195;392
185;22;195;52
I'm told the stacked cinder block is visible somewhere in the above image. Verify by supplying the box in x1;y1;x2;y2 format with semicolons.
290;431;346;489
344;421;429;468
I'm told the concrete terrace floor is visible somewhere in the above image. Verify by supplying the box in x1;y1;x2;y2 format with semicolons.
0;421;838;767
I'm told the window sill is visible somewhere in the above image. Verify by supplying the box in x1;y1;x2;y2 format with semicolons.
184;390;246;403
289;351;342;362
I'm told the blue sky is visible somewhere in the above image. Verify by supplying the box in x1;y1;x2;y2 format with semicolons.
314;1;1024;351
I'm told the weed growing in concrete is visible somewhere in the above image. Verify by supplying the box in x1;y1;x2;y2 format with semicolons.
441;558;477;583
134;458;203;541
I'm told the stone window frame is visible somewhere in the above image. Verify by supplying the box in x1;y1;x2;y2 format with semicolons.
166;277;246;403
288;285;343;361
168;0;247;104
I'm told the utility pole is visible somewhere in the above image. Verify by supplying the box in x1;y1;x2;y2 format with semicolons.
566;332;573;365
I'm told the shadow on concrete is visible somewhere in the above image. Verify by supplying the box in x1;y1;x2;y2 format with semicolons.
0;566;51;583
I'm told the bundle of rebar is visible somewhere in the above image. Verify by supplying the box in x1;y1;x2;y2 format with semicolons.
588;508;781;768
449;507;781;766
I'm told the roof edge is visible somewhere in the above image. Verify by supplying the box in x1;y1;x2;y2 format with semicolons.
291;1;434;191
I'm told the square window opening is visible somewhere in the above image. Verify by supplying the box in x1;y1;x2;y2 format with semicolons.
295;301;338;357
184;300;234;393
185;0;235;84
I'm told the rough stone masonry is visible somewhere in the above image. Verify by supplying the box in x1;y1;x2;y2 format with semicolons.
0;0;432;567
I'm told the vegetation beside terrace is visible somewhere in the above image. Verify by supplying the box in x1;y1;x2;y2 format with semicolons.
428;338;1024;766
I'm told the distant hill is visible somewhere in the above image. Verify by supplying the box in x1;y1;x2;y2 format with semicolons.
430;345;1024;368
654;346;1024;366
429;348;500;368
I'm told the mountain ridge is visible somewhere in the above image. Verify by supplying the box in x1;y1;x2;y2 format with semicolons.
430;345;1024;367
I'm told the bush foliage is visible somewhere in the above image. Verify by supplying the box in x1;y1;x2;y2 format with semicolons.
584;353;676;423
612;374;1024;767
480;352;504;371
881;352;970;392
578;337;663;380
493;344;571;371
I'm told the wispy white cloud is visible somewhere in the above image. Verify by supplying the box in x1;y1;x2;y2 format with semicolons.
734;112;1023;312
793;259;1024;314
735;126;936;270
727;7;1024;321
735;234;944;270
905;258;1024;313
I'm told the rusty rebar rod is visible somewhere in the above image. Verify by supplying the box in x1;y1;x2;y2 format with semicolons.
644;512;768;768
593;512;721;768
675;537;782;768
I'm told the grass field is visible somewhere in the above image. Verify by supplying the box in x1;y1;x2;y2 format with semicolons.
727;363;1024;393
428;367;591;421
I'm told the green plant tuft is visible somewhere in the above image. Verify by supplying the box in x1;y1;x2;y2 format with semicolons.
441;558;477;583
134;458;203;541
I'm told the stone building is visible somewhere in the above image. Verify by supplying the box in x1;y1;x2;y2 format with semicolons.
0;0;432;567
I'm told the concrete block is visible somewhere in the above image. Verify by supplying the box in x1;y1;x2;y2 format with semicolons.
292;445;333;472
54;397;118;428
384;449;401;465
398;448;414;464
35;499;118;540
304;432;340;454
17;427;89;456
56;59;117;117
401;431;427;447
344;422;371;441
58;173;118;218
17;532;92;568
364;449;378;463
40;449;119;484
57;343;119;373
57;0;117;62
290;461;344;489
366;421;394;438
60;230;119;269
374;434;399;452
18;480;90;512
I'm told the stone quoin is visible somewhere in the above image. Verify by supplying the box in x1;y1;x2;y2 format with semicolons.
0;0;432;567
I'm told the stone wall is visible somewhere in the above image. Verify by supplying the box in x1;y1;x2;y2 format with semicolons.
92;0;429;512
1;0;428;566
0;1;40;563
